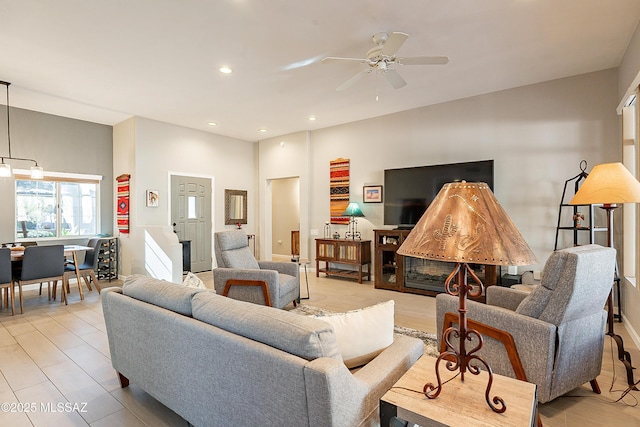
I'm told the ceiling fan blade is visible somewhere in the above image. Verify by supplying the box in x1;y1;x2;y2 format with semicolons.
381;32;409;56
383;69;407;89
322;56;367;64
336;71;366;91
397;56;449;65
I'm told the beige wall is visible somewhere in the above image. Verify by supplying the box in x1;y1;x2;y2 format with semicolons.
271;177;300;256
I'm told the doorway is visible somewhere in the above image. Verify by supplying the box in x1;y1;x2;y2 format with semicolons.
271;177;300;260
171;175;212;273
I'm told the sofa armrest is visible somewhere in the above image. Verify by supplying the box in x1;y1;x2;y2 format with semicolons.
302;335;422;427
102;286;123;295
352;334;423;397
258;260;299;278
486;286;529;311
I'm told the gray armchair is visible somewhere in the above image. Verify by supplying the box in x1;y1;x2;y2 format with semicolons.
436;244;616;403
213;230;299;308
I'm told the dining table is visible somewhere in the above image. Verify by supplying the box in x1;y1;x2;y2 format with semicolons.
10;244;93;300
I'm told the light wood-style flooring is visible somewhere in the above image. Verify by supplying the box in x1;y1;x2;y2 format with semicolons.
0;272;638;426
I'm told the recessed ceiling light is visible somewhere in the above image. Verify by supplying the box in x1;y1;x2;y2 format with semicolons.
258;128;267;133
219;67;232;74
309;116;317;121
207;122;217;126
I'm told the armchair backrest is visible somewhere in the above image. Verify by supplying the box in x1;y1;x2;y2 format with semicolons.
0;248;10;284
83;238;102;269
20;245;65;281
214;230;259;270
516;244;616;326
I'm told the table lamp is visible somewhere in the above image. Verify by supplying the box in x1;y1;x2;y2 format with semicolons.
397;181;537;412
569;162;640;387
343;202;365;240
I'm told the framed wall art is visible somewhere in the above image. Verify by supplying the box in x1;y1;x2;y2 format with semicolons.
146;190;159;207
363;185;383;203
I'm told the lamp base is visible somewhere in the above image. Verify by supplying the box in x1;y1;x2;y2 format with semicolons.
424;263;506;413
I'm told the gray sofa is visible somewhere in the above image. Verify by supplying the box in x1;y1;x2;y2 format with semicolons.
102;275;423;427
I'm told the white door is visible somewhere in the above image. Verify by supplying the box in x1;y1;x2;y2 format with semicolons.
171;175;212;272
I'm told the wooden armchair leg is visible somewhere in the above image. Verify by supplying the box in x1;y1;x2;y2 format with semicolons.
223;279;272;307
590;379;601;394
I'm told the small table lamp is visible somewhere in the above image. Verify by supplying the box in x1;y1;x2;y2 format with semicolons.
569;162;640;387
343;202;365;240
398;181;537;412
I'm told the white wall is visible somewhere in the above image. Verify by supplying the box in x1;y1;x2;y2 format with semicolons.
619;19;640;346
267;69;619;274
618;20;640;111
0;107;113;244
259;132;311;260
113;117;256;281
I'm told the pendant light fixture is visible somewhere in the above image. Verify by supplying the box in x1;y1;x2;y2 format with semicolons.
0;81;43;179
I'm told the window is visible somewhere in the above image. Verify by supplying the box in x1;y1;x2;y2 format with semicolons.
622;91;638;284
15;173;100;239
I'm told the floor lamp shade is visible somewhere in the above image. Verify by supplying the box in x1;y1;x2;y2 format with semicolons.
397;182;537;266
569;162;640;205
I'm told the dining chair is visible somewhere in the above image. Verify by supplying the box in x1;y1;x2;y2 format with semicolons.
63;238;102;299
0;248;14;315
14;245;66;313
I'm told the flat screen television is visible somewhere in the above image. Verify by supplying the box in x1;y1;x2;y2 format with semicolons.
383;160;494;228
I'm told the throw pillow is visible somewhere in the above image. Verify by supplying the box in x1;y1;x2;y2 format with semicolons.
313;300;394;368
182;271;210;291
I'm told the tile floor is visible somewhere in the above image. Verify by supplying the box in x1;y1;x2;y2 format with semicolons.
0;273;638;426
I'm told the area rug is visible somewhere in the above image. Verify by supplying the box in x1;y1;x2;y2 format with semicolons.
290;304;439;357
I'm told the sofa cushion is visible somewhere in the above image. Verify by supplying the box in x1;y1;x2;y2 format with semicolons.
312;300;395;368
123;274;204;316
192;292;341;362
515;285;551;319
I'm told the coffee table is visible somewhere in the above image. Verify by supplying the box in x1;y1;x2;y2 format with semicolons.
380;355;538;427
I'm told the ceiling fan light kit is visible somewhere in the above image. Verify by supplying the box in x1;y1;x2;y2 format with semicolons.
322;31;449;92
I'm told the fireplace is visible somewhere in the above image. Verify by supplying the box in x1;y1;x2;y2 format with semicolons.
403;257;489;294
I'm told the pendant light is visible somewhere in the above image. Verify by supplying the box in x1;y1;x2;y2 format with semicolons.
0;81;43;179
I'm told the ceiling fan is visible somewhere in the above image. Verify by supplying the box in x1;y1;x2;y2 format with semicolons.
322;32;449;91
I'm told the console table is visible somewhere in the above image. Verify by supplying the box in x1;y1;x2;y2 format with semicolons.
315;239;371;283
381;355;538;426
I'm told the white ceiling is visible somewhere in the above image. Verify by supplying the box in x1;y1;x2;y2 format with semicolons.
1;1;639;142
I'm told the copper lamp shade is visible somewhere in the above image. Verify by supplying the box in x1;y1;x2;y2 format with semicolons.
398;182;537;266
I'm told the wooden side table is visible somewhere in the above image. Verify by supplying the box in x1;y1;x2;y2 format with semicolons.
381;356;537;427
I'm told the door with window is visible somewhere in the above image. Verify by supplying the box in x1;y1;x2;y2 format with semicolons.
171;175;212;273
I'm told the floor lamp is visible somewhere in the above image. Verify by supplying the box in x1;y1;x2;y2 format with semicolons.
398;181;537;412
569;162;640;388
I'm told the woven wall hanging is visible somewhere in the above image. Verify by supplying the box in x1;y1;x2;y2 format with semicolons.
116;174;130;234
330;158;350;224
